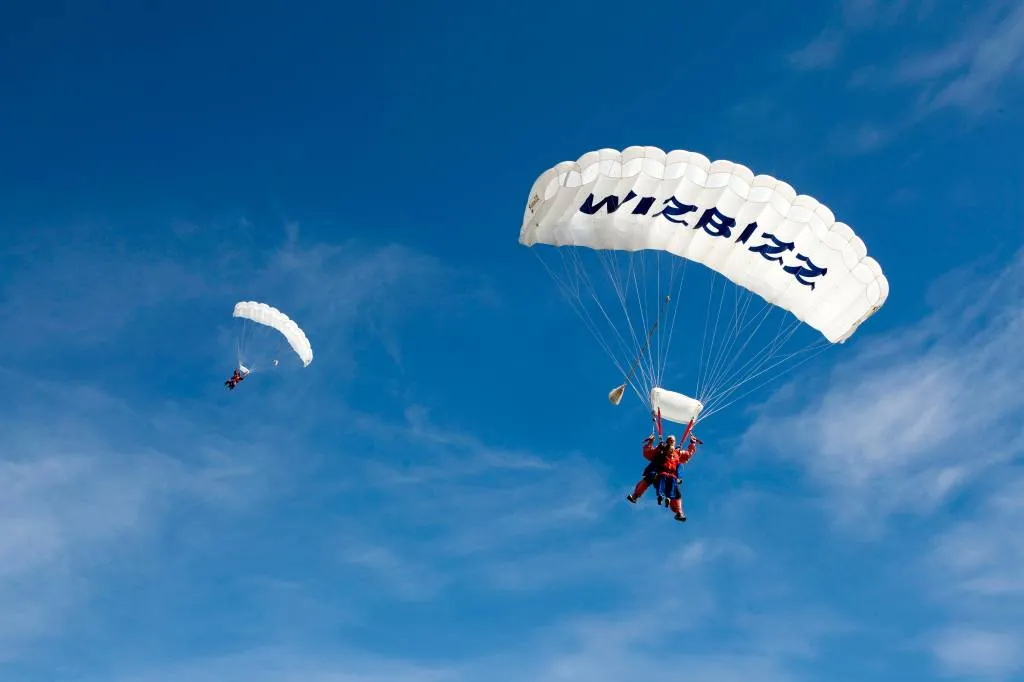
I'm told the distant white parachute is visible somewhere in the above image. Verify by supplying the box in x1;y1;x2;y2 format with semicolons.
520;146;888;425
232;301;313;371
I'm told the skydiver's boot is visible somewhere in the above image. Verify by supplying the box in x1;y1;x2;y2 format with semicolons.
670;498;686;522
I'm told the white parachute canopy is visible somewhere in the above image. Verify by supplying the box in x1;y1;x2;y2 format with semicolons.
232;301;313;370
520;146;889;423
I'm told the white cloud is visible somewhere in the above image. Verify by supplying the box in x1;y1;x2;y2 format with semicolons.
921;465;1024;678
0;217;485;384
93;641;800;682
896;0;1024;115
321;402;621;598
743;250;1024;676
0;217;502;668
0;373;836;682
73;526;815;682
671;537;755;569
0;392;352;661
788;30;844;71
792;0;1024;153
744;249;1024;529
788;0;929;71
931;467;1024;598
98;647;461;682
0;382;191;657
471;549;839;682
929;626;1022;679
337;537;452;602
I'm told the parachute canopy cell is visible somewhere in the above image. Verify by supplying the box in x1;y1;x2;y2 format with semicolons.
519;146;889;344
232;301;313;367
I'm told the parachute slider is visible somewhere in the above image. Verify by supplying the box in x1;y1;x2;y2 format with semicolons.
649;387;704;425
608;295;671;406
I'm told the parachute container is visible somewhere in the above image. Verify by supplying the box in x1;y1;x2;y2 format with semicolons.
650;387;703;425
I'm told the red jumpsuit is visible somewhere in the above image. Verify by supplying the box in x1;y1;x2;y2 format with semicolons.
225;370;246;390
628;437;697;517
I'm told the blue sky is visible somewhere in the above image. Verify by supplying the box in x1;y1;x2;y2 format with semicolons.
1;0;1023;680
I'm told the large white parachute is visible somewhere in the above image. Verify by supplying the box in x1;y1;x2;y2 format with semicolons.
520;146;888;424
232;301;313;369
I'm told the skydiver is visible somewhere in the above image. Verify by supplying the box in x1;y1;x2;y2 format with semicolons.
224;367;248;390
626;431;701;522
655;434;701;519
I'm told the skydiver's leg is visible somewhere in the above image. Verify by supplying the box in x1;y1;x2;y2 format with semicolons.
627;478;650;503
628;462;660;503
670;494;685;521
628;470;659;502
656;474;673;505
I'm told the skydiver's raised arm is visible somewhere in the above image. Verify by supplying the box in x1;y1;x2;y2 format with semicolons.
642;435;659;461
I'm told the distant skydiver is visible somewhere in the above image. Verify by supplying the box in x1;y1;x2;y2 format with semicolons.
224;366;249;390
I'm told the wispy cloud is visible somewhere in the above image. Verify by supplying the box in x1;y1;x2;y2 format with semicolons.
87;535;802;682
931;468;1024;598
0;219;484;662
95;647;461;682
789;0;930;71
744;249;1024;529
743;250;1024;676
922;465;1024;678
322;403;619;596
0;217;486;380
0;361;837;682
0;240;211;351
470;538;841;682
0;370;276;660
928;626;1023;679
788;29;844;71
895;0;1024;116
338;539;452;601
791;0;1024;152
256;227;479;370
